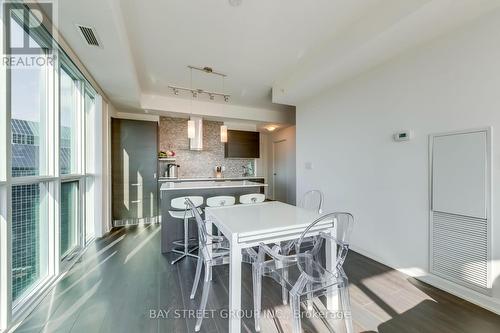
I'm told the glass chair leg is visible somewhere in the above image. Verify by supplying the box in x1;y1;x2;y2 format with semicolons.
290;294;302;333
184;218;189;254
339;283;353;333
190;257;203;299
252;264;262;332
282;266;289;305
195;264;211;332
305;261;313;311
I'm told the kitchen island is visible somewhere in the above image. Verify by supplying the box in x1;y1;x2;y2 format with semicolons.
160;180;267;253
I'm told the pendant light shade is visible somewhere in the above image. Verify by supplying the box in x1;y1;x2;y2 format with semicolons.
220;125;228;143
187;119;196;139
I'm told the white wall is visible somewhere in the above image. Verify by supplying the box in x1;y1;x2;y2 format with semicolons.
296;8;500;311
267;126;296;204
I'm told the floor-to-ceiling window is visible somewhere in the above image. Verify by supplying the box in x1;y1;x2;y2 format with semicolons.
0;4;101;330
9;12;51;306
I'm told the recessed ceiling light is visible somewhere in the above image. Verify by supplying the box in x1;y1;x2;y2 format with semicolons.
267;126;277;132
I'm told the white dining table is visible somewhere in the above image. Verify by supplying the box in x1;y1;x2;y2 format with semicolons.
204;201;337;333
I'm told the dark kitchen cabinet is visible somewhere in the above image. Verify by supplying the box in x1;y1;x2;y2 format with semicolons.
224;130;260;158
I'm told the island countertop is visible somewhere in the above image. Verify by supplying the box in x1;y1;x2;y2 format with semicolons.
158;176;265;182
160;180;268;191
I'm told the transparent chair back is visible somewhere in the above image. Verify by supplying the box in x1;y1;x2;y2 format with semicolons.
185;198;219;262
296;211;354;270
252;212;354;333
299;190;324;214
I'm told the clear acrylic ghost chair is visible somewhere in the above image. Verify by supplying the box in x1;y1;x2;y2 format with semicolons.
185;198;229;331
252;212;354;333
285;190;324;252
299;190;324;214
239;193;265;204
278;190;324;303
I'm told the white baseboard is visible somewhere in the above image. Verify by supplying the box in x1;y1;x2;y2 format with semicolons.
417;274;500;315
349;245;500;315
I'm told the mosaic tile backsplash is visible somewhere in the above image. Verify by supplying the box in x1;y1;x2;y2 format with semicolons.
158;117;256;178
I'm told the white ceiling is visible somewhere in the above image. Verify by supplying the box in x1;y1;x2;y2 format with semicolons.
54;0;500;118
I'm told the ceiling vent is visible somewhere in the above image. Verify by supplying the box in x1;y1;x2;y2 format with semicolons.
76;24;101;48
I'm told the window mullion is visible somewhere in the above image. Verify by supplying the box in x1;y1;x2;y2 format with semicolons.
78;80;84;176
53;49;60;179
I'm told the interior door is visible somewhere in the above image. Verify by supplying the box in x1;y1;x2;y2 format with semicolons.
112;119;158;223
273;140;288;202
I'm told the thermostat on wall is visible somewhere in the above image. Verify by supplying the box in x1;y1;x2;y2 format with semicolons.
394;130;413;142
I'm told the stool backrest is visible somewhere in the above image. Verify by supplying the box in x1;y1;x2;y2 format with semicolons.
239;193;265;204
171;196;204;209
206;196;236;207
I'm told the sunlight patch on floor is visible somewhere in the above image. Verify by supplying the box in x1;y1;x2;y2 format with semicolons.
124;226;161;264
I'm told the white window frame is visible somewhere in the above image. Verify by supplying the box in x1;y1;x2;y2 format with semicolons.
83;87;97;244
0;4;102;331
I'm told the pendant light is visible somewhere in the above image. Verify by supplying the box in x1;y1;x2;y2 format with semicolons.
188;119;196;139
220;125;228;143
187;68;195;139
220;76;228;142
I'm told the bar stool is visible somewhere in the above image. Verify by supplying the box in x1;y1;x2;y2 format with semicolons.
170;196;204;264
239;193;265;204
206;196;236;237
206;196;236;207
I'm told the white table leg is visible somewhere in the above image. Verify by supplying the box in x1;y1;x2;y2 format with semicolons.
325;225;339;311
229;244;242;333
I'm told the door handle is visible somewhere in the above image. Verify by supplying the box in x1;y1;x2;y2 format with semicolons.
131;200;141;203
131;183;141;186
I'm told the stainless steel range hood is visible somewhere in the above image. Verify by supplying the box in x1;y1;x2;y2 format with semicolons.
189;116;203;150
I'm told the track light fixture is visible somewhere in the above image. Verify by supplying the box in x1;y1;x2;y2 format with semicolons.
168;86;230;102
168;66;231;103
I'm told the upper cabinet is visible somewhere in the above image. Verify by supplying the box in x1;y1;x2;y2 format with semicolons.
224;130;260;158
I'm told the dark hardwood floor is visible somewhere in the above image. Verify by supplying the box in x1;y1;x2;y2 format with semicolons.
13;224;500;333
